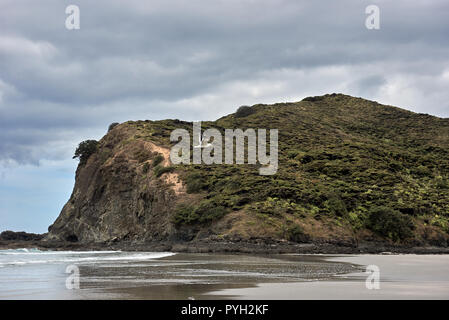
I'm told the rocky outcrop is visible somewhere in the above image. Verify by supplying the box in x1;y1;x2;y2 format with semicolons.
46;124;186;243
46;94;449;247
0;231;45;241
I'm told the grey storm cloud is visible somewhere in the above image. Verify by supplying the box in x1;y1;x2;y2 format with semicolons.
1;0;449;165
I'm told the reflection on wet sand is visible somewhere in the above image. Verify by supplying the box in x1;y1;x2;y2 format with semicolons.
3;251;447;300
76;253;359;299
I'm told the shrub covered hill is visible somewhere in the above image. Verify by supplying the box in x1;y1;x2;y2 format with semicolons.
47;94;449;250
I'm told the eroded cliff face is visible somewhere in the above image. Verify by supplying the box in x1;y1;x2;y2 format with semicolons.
47;124;187;243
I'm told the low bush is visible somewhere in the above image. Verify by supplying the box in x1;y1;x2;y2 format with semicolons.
185;172;205;193
153;165;175;177
134;150;150;163
195;201;227;223
324;194;348;217
367;206;414;241
172;200;228;226
153;154;164;166
172;204;199;225
286;225;309;243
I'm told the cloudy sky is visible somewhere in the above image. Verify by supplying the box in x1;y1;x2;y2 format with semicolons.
1;0;448;233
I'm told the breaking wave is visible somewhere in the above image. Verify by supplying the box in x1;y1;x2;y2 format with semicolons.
0;249;176;267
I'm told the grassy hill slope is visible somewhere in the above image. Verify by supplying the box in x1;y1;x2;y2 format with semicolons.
49;94;449;247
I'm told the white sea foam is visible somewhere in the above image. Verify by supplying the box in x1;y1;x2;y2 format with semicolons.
0;249;121;255
0;250;176;267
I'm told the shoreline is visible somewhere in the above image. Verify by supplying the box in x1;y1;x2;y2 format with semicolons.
1;239;449;254
204;254;449;299
1;249;449;299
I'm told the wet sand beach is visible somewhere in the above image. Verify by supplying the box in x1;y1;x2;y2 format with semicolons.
206;254;449;299
1;250;448;299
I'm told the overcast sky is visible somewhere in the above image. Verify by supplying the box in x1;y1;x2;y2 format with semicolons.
1;0;448;233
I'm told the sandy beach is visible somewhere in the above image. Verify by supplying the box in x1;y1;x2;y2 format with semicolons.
206;254;449;299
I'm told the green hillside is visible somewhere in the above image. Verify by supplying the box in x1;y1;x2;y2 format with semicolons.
50;94;449;246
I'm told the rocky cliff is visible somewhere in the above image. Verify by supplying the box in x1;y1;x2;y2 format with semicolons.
47;125;187;243
46;94;449;248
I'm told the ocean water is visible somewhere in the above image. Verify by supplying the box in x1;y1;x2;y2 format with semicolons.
0;249;177;299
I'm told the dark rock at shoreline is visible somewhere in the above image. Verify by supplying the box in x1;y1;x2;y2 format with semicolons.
2;238;449;255
0;230;45;242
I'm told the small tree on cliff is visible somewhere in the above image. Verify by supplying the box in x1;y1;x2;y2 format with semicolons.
235;105;254;118
108;122;120;132
73;140;99;165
